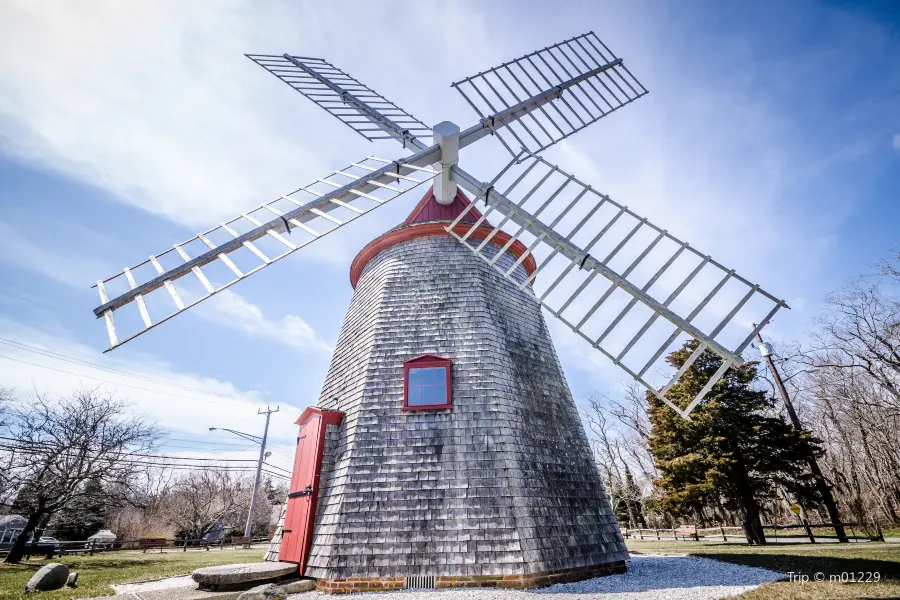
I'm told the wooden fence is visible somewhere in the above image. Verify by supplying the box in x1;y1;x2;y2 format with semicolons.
0;535;271;559
622;521;884;544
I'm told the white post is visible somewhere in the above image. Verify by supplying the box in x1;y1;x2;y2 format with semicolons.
432;121;460;205
244;406;278;539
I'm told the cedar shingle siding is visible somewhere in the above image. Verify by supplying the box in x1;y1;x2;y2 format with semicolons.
299;234;627;580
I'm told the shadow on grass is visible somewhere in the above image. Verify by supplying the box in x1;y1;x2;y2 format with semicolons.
5;555;187;573
698;553;900;581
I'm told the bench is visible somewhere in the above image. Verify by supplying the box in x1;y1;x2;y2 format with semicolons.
675;528;699;541
138;538;167;553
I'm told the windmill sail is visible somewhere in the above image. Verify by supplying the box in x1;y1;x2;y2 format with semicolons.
246;54;430;149
448;154;786;417
451;32;647;157
92;156;436;351
91;34;786;417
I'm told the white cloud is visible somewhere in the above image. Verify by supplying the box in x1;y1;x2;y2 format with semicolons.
0;1;498;231
0;1;328;229
0;0;502;270
0;221;113;288
0;318;304;458
197;290;332;354
893;133;900;150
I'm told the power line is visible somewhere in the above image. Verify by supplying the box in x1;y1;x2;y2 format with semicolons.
0;438;290;473
158;443;254;451
0;444;289;480
155;443;293;471
0;353;300;453
0;338;260;405
0;437;270;463
160;437;255;447
0;354;261;408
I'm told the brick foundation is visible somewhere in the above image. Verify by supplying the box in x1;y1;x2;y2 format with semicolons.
315;561;628;594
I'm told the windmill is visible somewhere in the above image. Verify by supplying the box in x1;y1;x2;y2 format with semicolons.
92;31;785;420
91;32;790;589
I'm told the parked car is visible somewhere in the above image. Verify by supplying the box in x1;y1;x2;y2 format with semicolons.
0;534;57;558
35;536;60;547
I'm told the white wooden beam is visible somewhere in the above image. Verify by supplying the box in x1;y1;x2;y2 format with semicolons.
432;121;459;205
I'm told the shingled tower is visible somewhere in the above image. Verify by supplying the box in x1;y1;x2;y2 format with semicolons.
276;187;628;592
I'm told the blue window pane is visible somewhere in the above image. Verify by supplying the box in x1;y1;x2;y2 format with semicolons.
408;386;424;406
407;366;448;407
422;384;443;405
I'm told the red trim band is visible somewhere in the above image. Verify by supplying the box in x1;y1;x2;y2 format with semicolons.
350;222;538;289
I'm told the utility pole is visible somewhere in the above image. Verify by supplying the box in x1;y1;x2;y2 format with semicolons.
245;406;279;539
754;329;848;543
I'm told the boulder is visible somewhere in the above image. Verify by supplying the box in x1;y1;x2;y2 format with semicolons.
281;579;316;594
236;583;287;600
25;563;70;592
66;572;79;588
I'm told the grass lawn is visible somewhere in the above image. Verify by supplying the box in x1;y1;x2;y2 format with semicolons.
0;548;265;600
627;540;900;599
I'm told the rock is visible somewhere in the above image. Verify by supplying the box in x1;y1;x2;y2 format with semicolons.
236;583;287;600
66;572;79;588
191;562;298;590
281;579;316;594
25;563;70;592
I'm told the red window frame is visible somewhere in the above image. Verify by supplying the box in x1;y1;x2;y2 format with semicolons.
402;354;452;411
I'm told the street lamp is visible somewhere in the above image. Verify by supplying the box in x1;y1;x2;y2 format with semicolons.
208;406;279;539
208;427;262;444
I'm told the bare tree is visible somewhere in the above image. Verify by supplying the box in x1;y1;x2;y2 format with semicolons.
801;365;900;526
0;387;159;563
606;384;658;485
582;391;654;528
106;469;177;539
806;278;900;414
762;258;900;530
165;469;250;540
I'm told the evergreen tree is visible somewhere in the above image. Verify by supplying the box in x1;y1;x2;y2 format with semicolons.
647;340;822;544
48;478;108;541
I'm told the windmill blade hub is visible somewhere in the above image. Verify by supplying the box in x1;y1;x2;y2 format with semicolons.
432;121;460;205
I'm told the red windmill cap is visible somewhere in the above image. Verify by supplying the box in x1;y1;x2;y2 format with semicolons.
401;186;484;226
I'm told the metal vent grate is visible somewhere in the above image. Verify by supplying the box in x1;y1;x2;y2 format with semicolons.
404;576;436;589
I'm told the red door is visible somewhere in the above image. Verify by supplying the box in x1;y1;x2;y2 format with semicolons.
279;408;342;570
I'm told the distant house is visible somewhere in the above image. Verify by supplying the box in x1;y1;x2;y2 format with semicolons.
0;515;26;545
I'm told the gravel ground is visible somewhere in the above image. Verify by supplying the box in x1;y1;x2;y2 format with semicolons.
113;574;196;593
110;553;784;599
291;555;783;600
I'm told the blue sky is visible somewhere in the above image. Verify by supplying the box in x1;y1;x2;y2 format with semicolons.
0;0;897;468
